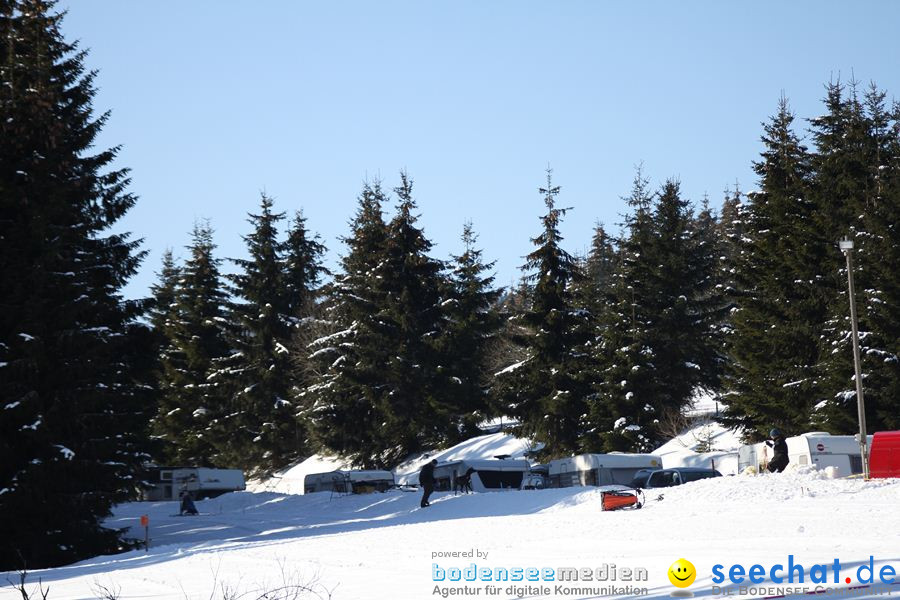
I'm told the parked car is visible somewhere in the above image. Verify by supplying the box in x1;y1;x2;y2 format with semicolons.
628;467;722;489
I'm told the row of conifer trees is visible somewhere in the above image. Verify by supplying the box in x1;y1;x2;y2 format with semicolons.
150;79;900;472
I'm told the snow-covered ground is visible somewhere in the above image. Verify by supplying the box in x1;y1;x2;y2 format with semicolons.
4;465;898;599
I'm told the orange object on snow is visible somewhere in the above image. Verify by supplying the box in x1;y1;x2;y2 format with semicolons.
869;431;900;479
601;490;644;511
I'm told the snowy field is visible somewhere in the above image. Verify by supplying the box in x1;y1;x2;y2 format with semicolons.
3;469;898;600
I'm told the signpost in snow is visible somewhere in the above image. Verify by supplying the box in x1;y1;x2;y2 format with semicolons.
140;515;149;551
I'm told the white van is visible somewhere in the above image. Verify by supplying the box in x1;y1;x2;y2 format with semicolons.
548;453;662;488
738;432;872;475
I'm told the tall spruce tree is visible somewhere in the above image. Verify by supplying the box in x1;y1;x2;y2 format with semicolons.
594;170;663;451
584;223;618;298
304;181;392;467
152;223;231;466
594;173;719;451
0;0;153;568
497;170;590;458
571;224;617;452
721;96;821;439
219;194;302;474
717;185;746;317
689;194;728;392
650;181;722;398
854;86;900;431
283;209;328;321
811;82;900;433
376;173;448;461
148;250;180;335
438;222;503;441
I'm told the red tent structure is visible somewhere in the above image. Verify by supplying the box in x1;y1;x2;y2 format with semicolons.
869;431;900;479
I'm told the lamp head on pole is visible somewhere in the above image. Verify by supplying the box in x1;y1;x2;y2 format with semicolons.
839;238;854;252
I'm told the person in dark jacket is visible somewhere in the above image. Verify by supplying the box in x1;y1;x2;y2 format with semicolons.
766;428;789;473
420;459;437;507
179;491;198;515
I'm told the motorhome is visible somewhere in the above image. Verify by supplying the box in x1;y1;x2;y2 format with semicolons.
303;470;394;494
144;467;245;501
432;459;530;492
548;453;662;488
738;432;872;475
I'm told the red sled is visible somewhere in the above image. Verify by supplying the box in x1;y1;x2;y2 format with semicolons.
601;489;645;511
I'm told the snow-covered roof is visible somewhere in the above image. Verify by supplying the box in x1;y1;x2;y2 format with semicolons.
433;459;530;472
246;454;351;494
304;470;394;483
394;432;538;485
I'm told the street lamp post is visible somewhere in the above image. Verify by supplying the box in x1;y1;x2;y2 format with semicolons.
838;237;869;480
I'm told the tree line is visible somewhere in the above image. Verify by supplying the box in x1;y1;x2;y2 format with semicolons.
2;0;899;569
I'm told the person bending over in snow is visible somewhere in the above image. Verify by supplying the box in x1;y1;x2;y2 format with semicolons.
180;491;199;516
766;428;789;473
420;459;437;507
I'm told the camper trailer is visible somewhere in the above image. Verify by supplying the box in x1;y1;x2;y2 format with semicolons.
433;459;530;492
144;467;245;501
738;432;873;475
303;470;394;494
548;453;662;488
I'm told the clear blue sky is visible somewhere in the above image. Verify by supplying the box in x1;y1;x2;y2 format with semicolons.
59;1;900;299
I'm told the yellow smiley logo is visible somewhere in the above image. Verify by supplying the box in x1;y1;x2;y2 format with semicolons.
668;558;697;588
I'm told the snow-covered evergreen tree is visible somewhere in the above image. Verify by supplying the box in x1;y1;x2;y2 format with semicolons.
689;194;728;392
595;173;720;451
496;170;590;458
148;249;180;335
304;181;393;467
811;82;900;433
437;222;503;441
721;96;821;439
152;223;231;465
283;209;328;322
374;173;449;461
218;195;309;474
0;0;153;568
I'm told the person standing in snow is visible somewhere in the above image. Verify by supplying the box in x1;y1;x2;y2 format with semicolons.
420;459;437;507
766;428;789;473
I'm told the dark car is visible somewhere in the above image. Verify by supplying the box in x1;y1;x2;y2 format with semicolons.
628;467;722;489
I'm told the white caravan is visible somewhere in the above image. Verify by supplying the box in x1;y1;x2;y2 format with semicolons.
432;459;531;492
303;470;394;494
548;453;662;487
145;467;245;500
738;432;872;475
